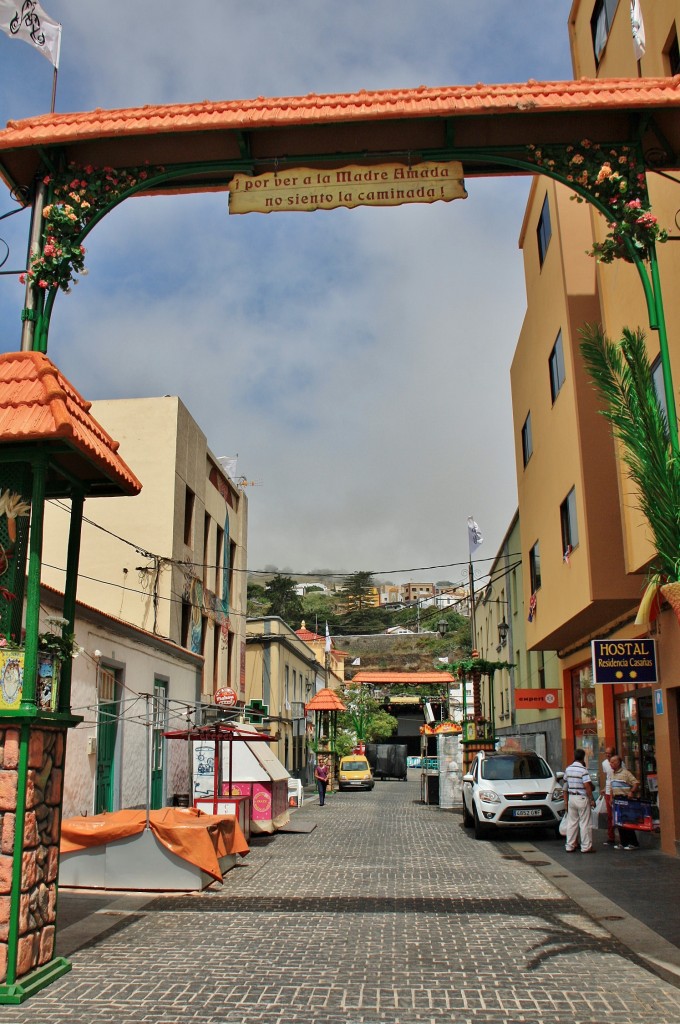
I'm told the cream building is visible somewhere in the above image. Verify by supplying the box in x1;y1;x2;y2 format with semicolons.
40;396;247;705
245;617;322;780
475;512;562;768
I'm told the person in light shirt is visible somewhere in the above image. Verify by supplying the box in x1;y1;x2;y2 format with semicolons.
562;748;596;854
609;754;640;850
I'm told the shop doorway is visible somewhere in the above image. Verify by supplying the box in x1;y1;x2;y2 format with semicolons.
616;691;657;803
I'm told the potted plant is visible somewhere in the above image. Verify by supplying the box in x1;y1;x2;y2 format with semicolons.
580;324;680;621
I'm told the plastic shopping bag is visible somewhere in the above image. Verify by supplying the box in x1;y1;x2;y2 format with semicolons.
559;814;568;836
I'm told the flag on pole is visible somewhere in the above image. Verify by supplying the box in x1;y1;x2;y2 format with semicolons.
467;517;483;554
325;622;331;654
0;0;61;67
351;657;361;666
630;0;645;60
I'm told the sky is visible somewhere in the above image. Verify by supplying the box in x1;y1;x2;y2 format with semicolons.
0;1;575;591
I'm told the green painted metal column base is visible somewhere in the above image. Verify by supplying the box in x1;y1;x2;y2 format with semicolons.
0;956;72;1004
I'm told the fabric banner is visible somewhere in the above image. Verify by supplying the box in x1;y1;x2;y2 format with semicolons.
630;0;645;60
0;0;61;66
467;517;483;554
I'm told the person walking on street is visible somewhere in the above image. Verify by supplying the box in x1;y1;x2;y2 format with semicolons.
315;757;330;806
563;748;596;853
609;754;641;849
601;746;616;846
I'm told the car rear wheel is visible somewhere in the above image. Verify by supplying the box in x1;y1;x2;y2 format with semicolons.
473;805;493;840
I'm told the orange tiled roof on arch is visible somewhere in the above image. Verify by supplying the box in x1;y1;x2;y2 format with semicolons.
351;671;455;686
1;78;680;197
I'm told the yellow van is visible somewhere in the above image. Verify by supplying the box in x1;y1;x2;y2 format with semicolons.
338;755;375;791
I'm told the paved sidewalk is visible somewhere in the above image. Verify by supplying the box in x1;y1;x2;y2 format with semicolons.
10;773;680;1024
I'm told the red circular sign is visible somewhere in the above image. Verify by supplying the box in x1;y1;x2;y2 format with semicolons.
215;687;238;708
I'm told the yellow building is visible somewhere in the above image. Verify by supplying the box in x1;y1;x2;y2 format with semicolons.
510;1;680;852
246;617;323;779
40;396;248;704
475;512;562;768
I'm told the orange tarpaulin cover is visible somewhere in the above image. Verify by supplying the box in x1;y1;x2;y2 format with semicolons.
60;807;249;882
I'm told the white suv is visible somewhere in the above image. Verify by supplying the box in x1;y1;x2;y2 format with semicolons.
462;750;565;840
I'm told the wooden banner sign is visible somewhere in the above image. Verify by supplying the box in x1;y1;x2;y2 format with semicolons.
228;161;467;214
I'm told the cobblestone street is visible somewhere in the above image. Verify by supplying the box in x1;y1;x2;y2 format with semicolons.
7;772;680;1024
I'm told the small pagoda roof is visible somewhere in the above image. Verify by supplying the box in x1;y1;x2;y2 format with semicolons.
0;351;141;497
304;687;346;712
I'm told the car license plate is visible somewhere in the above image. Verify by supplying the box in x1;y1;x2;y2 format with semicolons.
514;808;542;818
350;781;362;786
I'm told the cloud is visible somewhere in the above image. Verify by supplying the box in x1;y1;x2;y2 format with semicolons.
0;1;574;580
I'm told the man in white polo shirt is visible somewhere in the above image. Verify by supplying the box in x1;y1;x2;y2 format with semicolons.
563;748;596;854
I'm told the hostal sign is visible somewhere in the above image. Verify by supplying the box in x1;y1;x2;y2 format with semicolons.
591;639;658;685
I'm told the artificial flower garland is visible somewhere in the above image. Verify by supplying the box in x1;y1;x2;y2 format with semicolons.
527;140;668;263
20;162;162;292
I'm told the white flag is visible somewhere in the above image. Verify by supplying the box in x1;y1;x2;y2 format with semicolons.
351;657;361;666
325;622;331;653
630;0;645;60
467;516;484;554
0;1;61;67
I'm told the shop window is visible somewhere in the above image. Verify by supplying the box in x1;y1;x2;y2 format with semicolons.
529;541;541;593
651;355;670;440
560;486;579;554
591;0;619;64
570;664;599;787
521;412;533;467
549;330;566;403
537;194;552;267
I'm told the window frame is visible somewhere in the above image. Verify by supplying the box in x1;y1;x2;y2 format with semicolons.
529;541;542;594
560;486;579;554
591;0;620;64
651;355;670;441
549;330;566;404
521;412;533;467
536;194;552;267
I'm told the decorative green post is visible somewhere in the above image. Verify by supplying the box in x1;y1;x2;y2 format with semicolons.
0;352;141;1003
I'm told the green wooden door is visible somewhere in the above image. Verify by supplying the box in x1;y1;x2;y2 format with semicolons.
95;668;118;814
151;679;167;809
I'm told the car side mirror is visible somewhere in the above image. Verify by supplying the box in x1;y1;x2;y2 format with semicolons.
463;773;473;784
555;771;564;781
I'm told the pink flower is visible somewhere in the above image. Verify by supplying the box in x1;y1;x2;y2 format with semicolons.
0;636;7;648
18;274;26;285
42;175;51;185
43;244;56;257
38;279;49;289
626;199;642;210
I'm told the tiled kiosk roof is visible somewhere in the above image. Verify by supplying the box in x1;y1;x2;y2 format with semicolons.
0;351;141;497
1;78;680;196
305;688;347;712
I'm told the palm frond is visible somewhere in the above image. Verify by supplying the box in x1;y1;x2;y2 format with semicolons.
579;323;680;581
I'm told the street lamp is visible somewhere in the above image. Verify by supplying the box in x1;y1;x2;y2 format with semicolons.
497;619;509;648
437;618;448;637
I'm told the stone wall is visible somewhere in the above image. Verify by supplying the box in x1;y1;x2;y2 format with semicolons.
0;724;64;984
